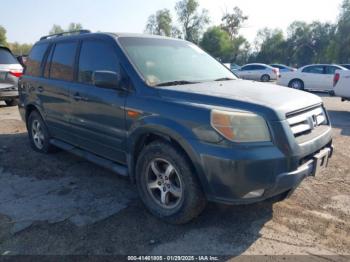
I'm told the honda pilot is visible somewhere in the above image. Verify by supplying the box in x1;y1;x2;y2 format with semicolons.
19;31;333;224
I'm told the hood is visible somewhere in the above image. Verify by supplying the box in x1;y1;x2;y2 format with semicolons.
157;79;322;121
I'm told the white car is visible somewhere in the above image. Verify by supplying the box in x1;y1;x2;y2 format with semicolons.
277;64;348;91
235;63;279;82
334;70;350;101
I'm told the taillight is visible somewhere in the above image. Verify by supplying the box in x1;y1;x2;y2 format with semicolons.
333;73;340;87
272;68;278;74
9;71;23;78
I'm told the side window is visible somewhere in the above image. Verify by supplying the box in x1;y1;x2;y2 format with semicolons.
302;66;324;74
255;65;266;70
25;43;49;77
50;42;78;81
241;65;251;71
325;66;339;75
78;40;120;85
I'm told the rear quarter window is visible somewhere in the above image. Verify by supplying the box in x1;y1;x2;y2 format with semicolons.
49;42;78;82
0;48;18;64
26;43;49;77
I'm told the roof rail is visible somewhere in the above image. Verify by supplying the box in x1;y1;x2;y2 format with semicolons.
40;30;91;40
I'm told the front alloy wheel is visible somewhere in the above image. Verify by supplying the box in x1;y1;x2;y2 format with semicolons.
146;158;183;209
136;140;207;224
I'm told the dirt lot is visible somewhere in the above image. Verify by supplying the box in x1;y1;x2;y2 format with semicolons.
0;95;349;257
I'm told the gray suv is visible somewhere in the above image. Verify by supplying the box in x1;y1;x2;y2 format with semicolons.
0;46;23;106
19;31;333;223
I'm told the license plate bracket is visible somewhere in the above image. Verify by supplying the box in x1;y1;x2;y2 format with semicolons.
312;148;331;176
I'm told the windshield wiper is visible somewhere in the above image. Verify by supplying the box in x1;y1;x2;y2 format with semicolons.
155;80;199;87
214;77;236;82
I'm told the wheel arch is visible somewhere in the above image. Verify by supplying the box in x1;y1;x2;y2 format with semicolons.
127;125;211;196
25;104;44;127
288;78;304;88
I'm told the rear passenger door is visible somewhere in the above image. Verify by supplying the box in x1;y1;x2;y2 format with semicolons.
69;39;128;164
41;41;78;143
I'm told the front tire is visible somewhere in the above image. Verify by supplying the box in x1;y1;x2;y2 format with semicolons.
136;140;207;224
27;111;55;153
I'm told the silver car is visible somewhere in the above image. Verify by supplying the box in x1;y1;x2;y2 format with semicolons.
235;63;280;82
0;47;23;106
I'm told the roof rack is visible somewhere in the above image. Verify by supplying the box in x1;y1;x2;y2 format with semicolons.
40;30;91;40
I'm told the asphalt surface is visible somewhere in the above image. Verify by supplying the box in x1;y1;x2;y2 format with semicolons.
0;94;349;257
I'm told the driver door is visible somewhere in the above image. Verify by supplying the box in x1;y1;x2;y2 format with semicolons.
69;39;128;164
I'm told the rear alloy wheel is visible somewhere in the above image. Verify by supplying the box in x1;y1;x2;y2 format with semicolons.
136;140;207;224
27;111;56;153
289;79;304;90
5;99;18;107
261;74;270;82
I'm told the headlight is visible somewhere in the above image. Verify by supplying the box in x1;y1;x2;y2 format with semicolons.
210;110;271;142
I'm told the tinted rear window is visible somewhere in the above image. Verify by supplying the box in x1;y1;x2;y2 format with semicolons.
50;42;78;81
26;43;49;77
0;48;18;64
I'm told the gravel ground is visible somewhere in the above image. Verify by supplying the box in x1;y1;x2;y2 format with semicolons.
0;94;349;257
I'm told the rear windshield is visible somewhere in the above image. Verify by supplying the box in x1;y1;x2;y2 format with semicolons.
0;48;19;64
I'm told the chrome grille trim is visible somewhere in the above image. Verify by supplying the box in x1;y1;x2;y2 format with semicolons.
287;106;327;137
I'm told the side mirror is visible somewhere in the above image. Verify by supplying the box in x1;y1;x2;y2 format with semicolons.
92;71;121;89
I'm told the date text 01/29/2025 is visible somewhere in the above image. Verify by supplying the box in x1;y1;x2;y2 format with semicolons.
127;256;220;261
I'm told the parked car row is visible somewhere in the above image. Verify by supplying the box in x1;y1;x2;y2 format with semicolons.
277;64;348;92
0;46;23;106
224;62;349;95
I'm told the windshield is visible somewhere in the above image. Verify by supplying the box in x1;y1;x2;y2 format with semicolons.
0;48;19;65
118;37;237;86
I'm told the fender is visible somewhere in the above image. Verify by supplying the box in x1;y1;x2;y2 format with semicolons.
127;116;212;195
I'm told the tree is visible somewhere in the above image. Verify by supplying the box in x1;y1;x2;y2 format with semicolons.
253;28;286;64
200;27;232;61
0;25;7;46
8;42;33;55
335;0;350;63
175;0;210;43
145;9;174;37
49;23;83;35
68;23;83;32
221;7;248;40
49;25;64;35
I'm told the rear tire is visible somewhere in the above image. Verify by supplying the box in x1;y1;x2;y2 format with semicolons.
135;140;207;224
288;79;304;90
5;99;18;107
27;111;56;153
261;74;270;82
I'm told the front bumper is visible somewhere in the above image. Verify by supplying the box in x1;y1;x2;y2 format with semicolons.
0;90;18;100
190;126;333;205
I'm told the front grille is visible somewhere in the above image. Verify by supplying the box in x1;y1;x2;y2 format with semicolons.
287;106;328;138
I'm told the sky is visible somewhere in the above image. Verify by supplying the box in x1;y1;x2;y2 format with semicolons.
0;0;344;44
